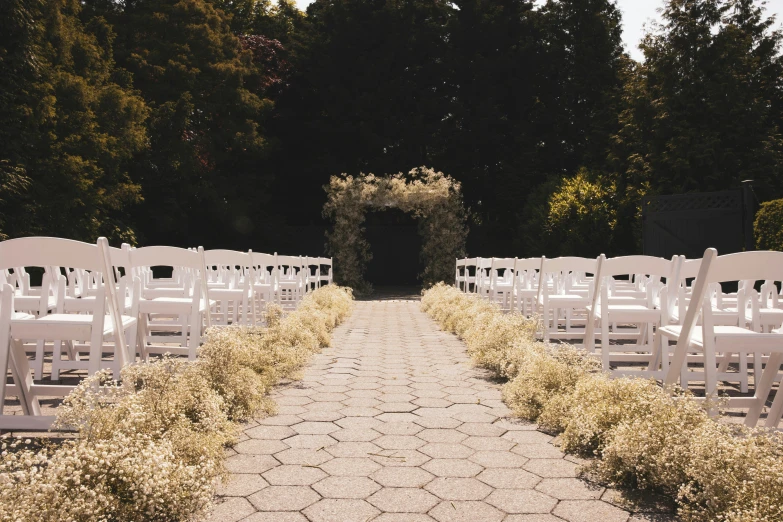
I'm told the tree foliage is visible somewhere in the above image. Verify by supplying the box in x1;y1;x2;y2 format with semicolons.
0;0;148;242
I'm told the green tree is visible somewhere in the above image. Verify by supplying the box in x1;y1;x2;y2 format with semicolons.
617;0;783;195
88;0;274;247
0;0;148;242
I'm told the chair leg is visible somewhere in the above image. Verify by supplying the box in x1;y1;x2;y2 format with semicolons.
51;340;63;380
34;340;45;380
704;345;718;404
187;307;201;361
765;374;783;428
601;314;610;369
739;352;749;394
747;352;783;426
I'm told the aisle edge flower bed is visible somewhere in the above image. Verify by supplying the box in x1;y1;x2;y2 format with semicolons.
421;283;783;522
0;285;354;522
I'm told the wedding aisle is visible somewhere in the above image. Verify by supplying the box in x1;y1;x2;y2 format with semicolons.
209;299;661;522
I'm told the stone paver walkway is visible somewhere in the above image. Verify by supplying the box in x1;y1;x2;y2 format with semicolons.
209;300;667;522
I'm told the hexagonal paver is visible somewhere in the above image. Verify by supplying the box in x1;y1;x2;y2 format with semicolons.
377;402;419;413
462;436;516;451
429;500;505;522
374;422;424;436
277;405;308;415
420;443;474;459
503;431;555;444
283;434;338;449
380;393;417;402
215;474;268;497
341;397;382;408
477;468;541;489
340;407;383;417
368;449;431;467
273;448;333;466
423;459;484;478
224;454;279;474
276;396;313;406
372;515;436;522
524;458;580;478
536;478;604;500
413;416;463;429
311;392;349;402
513;443;568;459
503;513;563;522
336;417;383;430
372;466;435;487
298;410;345;422
303;499;380;522
262;465;327;485
375;435;426;450
469;450;528;468
247;485;321;511
331;428;381;442
456;423;506;437
206;497;256;522
376;413;421;423
241;512;309;522
246;425;296;440
234;439;289;455
325;441;381;458
312;476;381;498
367;488;440;513
425;477;493;500
553;500;631;522
418;429;468;444
486;489;558;513
346;389;381;398
292;421;340;435
319;457;382;476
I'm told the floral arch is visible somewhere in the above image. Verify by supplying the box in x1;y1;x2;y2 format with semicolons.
323;167;468;294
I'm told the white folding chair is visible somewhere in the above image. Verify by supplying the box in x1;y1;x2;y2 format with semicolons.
585;255;680;377
475;258;493;297
513;257;544;317
318;257;334;287
130;246;211;361
487;258;517;311
0;237;135;430
538;256;600;342
463;257;478;293
204;250;254;326
250;251;275;318
276;254;305;310
455;258;467;291
661;249;783;427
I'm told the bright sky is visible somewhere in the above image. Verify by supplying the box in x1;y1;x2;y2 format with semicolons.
292;0;783;62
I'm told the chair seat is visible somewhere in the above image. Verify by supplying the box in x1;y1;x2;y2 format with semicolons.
140;297;213;314
209;288;249;299
759;308;783;320
594;304;660;321
11;314;136;339
14;295;57;312
544;294;589;306
660;324;783;350
64;295;134;312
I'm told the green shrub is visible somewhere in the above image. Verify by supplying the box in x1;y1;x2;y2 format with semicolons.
754;199;783;251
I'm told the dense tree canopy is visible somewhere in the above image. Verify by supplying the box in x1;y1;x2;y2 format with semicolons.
0;0;781;260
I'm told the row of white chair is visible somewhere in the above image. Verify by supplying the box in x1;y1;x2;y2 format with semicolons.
0;236;332;431
456;252;783;427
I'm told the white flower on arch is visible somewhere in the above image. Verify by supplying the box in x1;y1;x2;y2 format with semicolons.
323;166;468;294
